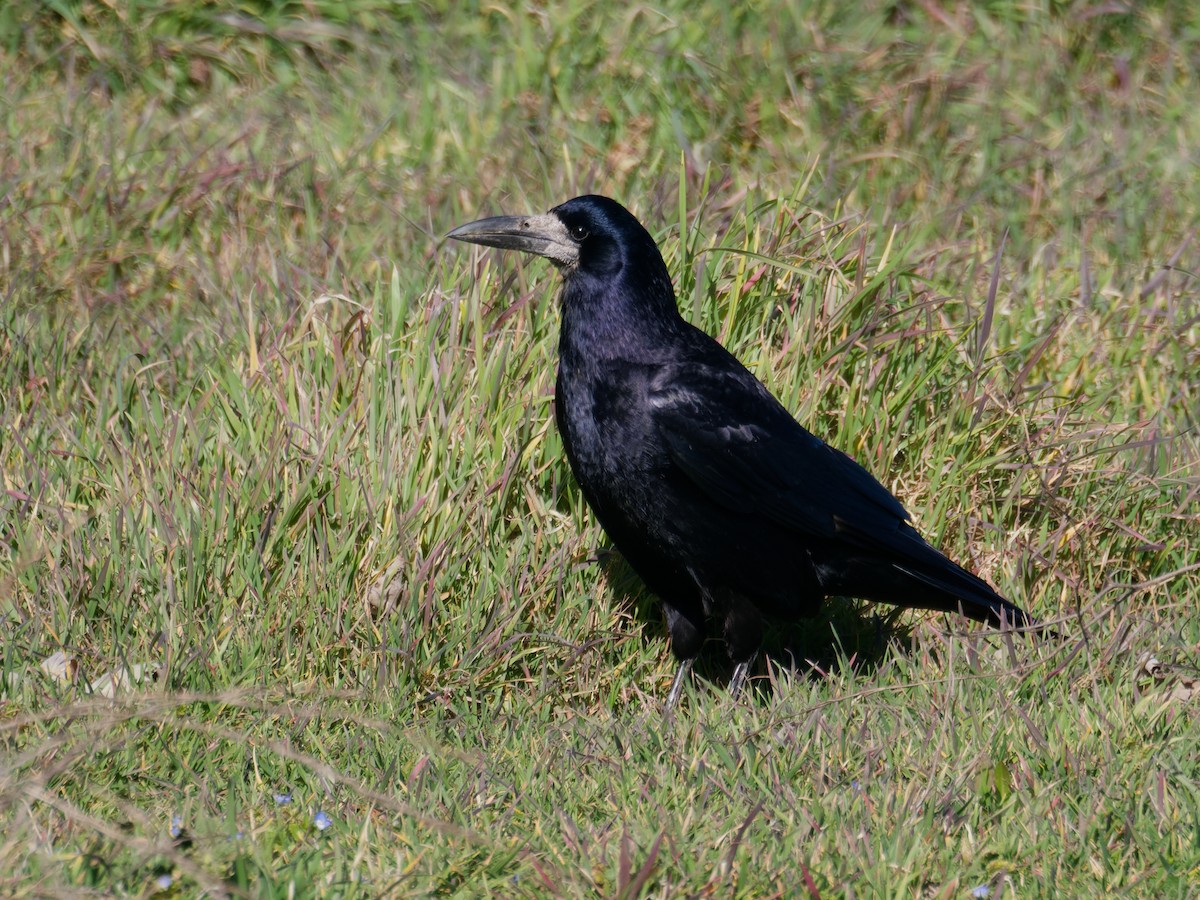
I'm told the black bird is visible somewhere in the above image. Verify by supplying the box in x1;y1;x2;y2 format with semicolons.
449;195;1038;705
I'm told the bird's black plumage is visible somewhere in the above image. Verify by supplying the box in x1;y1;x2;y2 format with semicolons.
449;195;1039;703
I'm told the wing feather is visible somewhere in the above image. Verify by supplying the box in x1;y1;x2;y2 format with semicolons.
650;365;910;544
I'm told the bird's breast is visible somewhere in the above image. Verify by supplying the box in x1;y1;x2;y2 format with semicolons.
557;368;663;474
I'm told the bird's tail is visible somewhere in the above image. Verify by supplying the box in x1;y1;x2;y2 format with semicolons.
824;532;1050;635
891;556;1039;631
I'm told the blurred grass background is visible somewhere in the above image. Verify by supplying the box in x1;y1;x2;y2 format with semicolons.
1;0;1198;895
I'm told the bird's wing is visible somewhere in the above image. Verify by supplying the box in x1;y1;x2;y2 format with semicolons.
649;364;911;545
650;363;1042;629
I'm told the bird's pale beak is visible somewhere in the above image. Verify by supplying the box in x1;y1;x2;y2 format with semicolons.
447;212;579;267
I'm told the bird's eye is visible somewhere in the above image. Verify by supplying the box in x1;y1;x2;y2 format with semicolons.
570;224;589;241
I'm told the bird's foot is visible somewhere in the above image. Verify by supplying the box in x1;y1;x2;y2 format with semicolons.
665;659;694;713
728;653;758;701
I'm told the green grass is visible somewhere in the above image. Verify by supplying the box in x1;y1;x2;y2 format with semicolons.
2;0;1199;895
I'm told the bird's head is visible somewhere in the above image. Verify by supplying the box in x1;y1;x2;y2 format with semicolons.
447;195;663;282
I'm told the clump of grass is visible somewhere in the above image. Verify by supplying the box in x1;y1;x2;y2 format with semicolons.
2;1;1199;895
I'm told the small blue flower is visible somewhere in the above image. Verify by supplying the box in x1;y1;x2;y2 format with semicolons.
313;810;332;831
971;886;990;899
155;873;174;890
168;815;183;839
274;792;293;805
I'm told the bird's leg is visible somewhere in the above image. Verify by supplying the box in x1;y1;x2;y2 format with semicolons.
728;653;758;700
663;602;704;712
665;658;694;712
723;601;762;701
